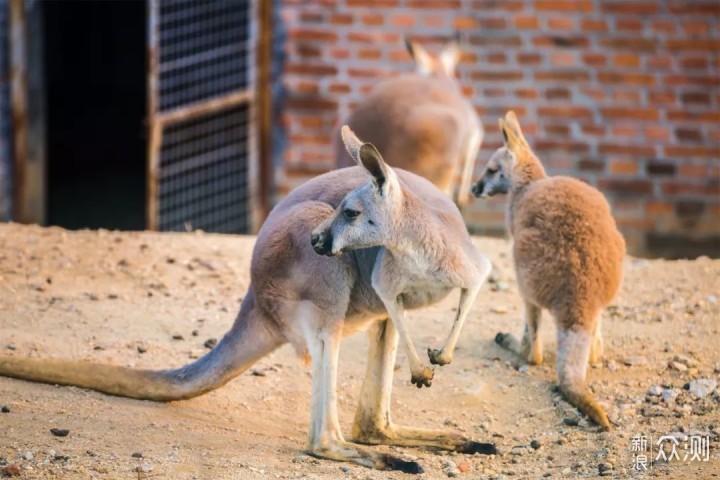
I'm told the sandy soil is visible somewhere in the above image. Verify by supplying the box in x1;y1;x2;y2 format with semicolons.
0;223;718;480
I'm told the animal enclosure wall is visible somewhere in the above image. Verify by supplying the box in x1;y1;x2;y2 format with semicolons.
278;0;720;258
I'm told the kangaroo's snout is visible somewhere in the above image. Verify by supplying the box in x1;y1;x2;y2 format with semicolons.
471;179;485;198
311;230;334;256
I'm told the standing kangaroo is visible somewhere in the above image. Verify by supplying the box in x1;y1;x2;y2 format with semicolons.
337;38;482;209
0;126;495;472
471;112;625;430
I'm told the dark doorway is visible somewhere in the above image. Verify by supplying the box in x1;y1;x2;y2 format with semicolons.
44;1;147;230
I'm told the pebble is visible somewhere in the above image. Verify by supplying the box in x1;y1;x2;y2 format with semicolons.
647;385;662;396
6;343;16;350
1;464;20;477
131;452;143;458
1;406;9;413
172;334;184;341
669;361;688;372
442;460;461;477
563;417;579;427
662;389;679;403
293;454;309;463
137;463;153;473
457;461;470;473
598;463;613;476
530;440;541;450
137;346;147;354
518;365;529;374
607;360;617;372
23;452;33;461
50;428;70;437
623;356;647;366
673;355;698;368
688;378;717;399
491;306;508;314
204;338;218;349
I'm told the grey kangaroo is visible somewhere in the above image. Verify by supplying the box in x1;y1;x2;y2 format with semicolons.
0;126;495;472
472;111;625;430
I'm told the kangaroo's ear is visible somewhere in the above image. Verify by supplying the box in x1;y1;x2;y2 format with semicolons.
499;118;524;155
504;110;528;145
405;37;433;75
439;38;461;76
341;125;396;193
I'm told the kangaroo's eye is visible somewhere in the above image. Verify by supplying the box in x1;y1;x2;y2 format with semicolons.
487;167;498;174
344;208;360;219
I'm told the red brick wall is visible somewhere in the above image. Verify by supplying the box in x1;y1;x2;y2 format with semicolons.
278;0;720;258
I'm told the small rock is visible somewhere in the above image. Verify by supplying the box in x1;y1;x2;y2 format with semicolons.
191;330;199;337
251;369;266;377
50;428;69;437
442;459;461;477
491;306;508;314
598;463;613;476
23;452;33;461
137;345;147;354
1;406;9;413
107;293;119;300
6;343;16;351
204;338;217;349
688;379;717;399
131;452;143;459
518;365;529;374
673;355;698;368
1;464;21;477
172;334;184;341
607;360;617;372
662;389;679;403
530;439;541;450
563;417;579;427
457;460;471;473
647;385;662;396
293;454;309;463
136;463;153;473
623;356;647;366
670;361;688;372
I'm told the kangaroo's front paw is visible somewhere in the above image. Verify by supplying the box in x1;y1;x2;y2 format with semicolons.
428;347;452;366
410;366;434;388
381;454;425;474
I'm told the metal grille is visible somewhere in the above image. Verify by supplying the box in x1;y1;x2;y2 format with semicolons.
157;104;250;232
148;0;257;234
157;0;251;111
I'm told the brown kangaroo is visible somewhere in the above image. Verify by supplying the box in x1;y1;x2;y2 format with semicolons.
472;111;625;430
336;38;482;209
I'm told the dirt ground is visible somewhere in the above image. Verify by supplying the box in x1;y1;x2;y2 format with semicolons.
0;223;718;479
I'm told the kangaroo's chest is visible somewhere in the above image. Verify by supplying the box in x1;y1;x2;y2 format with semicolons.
399;282;454;309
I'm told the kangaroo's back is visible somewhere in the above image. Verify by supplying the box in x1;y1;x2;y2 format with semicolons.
336;39;482;208
512;177;625;313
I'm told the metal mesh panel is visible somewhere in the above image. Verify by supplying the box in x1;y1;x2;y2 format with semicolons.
157;104;251;233
157;0;251;112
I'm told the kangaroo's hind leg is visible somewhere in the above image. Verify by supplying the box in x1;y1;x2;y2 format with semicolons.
495;300;543;365
352;320;497;455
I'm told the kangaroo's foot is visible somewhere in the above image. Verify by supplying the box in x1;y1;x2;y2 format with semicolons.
427;347;451;366
306;441;424;473
353;424;497;455
410;365;434;388
495;331;543;365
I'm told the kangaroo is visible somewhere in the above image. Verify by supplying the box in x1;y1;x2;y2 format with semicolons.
336;37;482;209
471;111;625;430
0;126;495;473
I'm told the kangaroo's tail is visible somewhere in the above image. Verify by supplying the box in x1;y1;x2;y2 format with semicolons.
0;289;284;401
556;325;610;430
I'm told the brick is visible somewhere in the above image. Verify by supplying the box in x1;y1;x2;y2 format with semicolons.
666;39;720;52
675;201;705;218
610;161;638;175
360;14;383;26
599;144;655;156
454;17;477;29
547;17;576;30
612;90;642;103
347;32;399;44
471;0;524;11
286;63;338;76
644;126;670;141
600;38;657;52
330;48;350;60
601;107;658;121
646;201;673;215
675;128;703;143
535;70;590;82
488;52;507;64
613;53;640;68
423;15;447;28
515;88;540;100
534;139;589;154
538;105;593;119
648;90;676;106
391;13;415;27
601;2;659;14
582;52;607;66
358;48;382;60
329;13;353;25
296;43;322;58
533;36;589;48
480;17;507;29
299;11;324;23
665;145;720;158
551;53;579;67
578;158;605;172
285;96;338;110
667;110;720;123
545;124;570;136
347;0;398;6
682;21;711;36
535;0;593;12
651;20;675;34
581;19;607;31
646;55;673;70
470;70;524;82
597;71;656;86
407;0;461;7
662;182;719;196
617;18;644;31
469;35;523;47
517;52;543;65
290;29;337;42
598;179;653;195
680;56;709;69
348;68;387;78
515;16;539;29
678;165;709;177
611;124;638;137
646;161;676;176
545;87;571;100
667;2;720;14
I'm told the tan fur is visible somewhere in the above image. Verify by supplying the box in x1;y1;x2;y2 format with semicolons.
336;38;482;208
473;111;625;430
0;126;497;473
